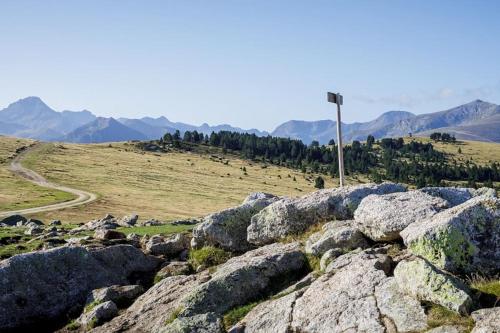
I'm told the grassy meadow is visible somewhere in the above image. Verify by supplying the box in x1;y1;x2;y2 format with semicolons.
1;136;499;225
14;141;350;224
0;136;75;212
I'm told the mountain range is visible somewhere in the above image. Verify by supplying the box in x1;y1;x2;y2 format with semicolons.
0;96;499;144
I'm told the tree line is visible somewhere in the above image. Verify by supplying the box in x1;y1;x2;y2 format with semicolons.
156;130;499;189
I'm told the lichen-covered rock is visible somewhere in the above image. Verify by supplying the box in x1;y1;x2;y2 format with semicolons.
0;245;159;332
471;307;500;333
305;220;368;256
248;183;406;245
355;191;449;241
420;186;496;206
394;257;472;314
319;248;344;271
374;277;428;332
401;195;500;275
191;192;278;252
77;301;118;328
291;248;399;332
230;290;304;333
182;242;306;317
145;233;191;257
91;274;210;333
86;285;144;307
161;312;224;333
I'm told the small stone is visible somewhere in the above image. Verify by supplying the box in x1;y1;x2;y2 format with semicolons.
77;300;118;328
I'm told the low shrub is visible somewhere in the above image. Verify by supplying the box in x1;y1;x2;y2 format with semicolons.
189;246;231;269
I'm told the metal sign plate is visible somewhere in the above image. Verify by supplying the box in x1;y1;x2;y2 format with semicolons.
327;92;343;105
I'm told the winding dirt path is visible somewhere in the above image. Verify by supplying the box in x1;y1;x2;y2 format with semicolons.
0;144;97;218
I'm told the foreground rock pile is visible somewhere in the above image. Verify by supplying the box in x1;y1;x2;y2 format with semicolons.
0;183;498;333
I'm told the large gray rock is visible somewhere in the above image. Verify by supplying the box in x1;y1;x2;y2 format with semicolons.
0;245;159;332
181;242;306;316
0;214;27;226
248;183;406;245
117;214;138;227
145;233;191;257
160;312;225;333
355;190;449;241
86;285;144;307
471;307;500;333
402;195;500;275
305;220;368;256
290;248;427;333
229;290;304;333
92;274;210;333
77;300;118;328
420;186;496;206
394;257;472;314
191;192;278;252
374;277;428;332
93;243;306;333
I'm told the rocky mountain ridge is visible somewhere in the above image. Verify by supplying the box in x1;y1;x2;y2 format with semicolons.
1;97;499;143
0;183;498;332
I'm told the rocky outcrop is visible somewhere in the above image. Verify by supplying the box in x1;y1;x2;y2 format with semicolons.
354;191;449;241
117;214;138;227
93;229;126;240
234;248;428;333
92;274;210;333
305;220;368;256
402;195;500;275
248;183;406;245
420;186;496;206
181;242;306;317
0;245;159;332
145;233;191;257
93;243;306;333
160;313;225;333
191;192;278;252
86;285;144;307
71;214;119;232
394;257;472;314
77;301;118;328
471;307;500;333
0;214;27;226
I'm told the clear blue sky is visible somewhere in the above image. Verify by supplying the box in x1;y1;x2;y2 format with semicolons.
1;0;499;131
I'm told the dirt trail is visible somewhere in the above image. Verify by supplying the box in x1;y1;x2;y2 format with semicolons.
0;144;97;218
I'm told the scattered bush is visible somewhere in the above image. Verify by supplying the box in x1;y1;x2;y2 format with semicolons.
425;303;474;330
223;302;259;329
189;246;231;269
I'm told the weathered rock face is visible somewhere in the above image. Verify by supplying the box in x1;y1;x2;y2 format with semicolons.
305;220;368;256
77;300;118;328
145;233;191;257
94;243;306;333
93;229;126;240
354;191;449;241
191;192;278;252
160;312;225;333
92;274;210;333
0;245;159;332
247;183;406;245
401;195;500;275
156;261;191;280
471;307;500;333
235;248;427;333
181;242;306;317
394;257;472;314
420;186;496;207
86;285;145;307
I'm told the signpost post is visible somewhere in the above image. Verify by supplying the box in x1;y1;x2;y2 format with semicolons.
327;92;345;187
